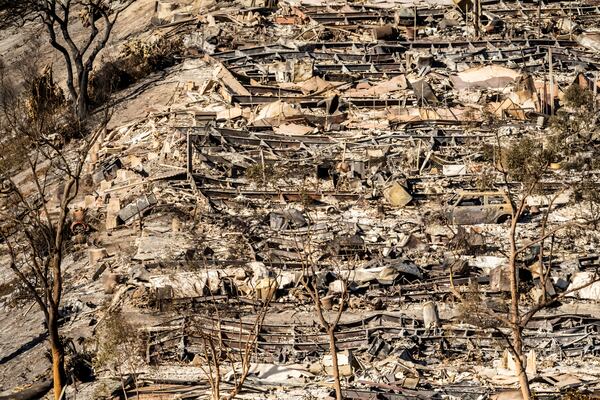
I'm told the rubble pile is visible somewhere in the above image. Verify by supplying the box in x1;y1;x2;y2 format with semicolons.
1;0;600;399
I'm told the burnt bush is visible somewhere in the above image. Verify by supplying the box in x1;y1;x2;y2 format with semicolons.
121;36;183;74
563;84;593;110
89;36;183;107
88;60;136;107
503;137;556;187
0;63;83;177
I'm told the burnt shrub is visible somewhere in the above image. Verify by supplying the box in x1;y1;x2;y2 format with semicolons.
89;36;183;106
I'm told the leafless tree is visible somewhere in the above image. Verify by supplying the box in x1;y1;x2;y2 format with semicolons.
294;223;353;400
94;312;146;399
452;131;600;400
0;0;136;119
500;92;600;396
195;263;276;400
0;63;107;399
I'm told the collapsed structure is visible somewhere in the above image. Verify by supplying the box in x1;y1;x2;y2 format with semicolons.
1;0;600;398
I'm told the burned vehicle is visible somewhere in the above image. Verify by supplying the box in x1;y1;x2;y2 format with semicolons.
445;191;514;225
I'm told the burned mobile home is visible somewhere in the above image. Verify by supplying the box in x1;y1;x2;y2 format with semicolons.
1;0;600;399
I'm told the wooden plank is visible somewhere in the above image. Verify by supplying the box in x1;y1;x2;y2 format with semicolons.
214;64;251;96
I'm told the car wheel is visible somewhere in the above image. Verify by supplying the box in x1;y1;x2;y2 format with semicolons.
497;214;511;224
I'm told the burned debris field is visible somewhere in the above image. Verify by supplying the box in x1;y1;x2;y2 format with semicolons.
1;0;600;399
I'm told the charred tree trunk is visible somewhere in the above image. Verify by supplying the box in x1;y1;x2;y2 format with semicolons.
508;217;531;400
38;1;129;121
327;327;343;400
48;311;65;400
76;72;89;121
513;326;531;400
